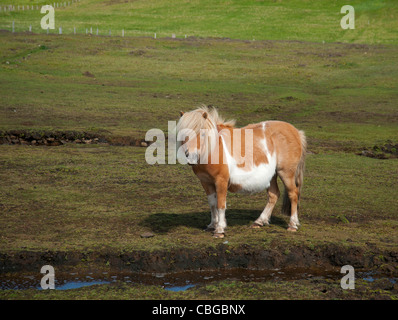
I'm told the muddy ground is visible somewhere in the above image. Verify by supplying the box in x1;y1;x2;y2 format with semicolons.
1;241;397;300
0;130;150;147
1;243;397;274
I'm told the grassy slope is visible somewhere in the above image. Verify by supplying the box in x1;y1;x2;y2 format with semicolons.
0;145;397;253
0;1;398;248
0;0;398;43
0;1;397;253
0;34;397;143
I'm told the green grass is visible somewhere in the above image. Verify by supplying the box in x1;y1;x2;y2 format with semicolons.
1;0;398;44
0;144;397;253
0;33;397;144
0;0;397;300
0;19;397;255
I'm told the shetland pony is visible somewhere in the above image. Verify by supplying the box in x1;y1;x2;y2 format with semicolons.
176;106;306;238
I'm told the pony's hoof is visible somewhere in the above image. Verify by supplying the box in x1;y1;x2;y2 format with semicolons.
250;222;262;229
287;227;297;232
213;233;225;239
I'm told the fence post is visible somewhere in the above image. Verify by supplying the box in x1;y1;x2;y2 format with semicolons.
122;29;124;37
59;26;62;34
12;21;15;33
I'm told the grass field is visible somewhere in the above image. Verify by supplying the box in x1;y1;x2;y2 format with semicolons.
1;0;398;43
1;143;397;252
0;0;397;300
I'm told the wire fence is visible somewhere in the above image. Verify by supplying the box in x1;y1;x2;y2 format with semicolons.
4;22;187;39
0;1;188;39
0;0;81;12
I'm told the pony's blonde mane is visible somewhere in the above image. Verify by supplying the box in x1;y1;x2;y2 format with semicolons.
177;105;235;135
176;106;235;162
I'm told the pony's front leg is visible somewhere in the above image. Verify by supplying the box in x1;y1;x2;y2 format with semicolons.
200;181;218;231
214;179;228;238
206;193;218;231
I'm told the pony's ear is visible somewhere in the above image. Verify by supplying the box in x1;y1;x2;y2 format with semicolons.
179;111;185;117
202;112;208;119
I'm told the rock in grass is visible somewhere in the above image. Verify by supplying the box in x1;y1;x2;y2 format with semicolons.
140;232;155;238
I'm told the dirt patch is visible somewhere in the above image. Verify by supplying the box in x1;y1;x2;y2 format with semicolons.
0;130;150;147
308;137;359;153
319;111;398;124
1;244;396;276
103;0;133;5
358;140;398;159
129;49;146;56
82;71;95;78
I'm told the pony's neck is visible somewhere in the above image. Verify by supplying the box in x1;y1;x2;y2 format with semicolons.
217;124;234;133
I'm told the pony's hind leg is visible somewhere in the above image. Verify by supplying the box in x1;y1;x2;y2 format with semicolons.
251;174;279;228
279;171;300;232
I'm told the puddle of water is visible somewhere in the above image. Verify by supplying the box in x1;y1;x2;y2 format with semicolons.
0;267;395;292
363;276;375;282
0;267;337;291
38;281;111;291
165;284;196;292
358;271;397;284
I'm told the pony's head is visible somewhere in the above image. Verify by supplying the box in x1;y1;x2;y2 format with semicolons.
176;106;235;165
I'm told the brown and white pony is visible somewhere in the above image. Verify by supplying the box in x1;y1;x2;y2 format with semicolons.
176;106;306;238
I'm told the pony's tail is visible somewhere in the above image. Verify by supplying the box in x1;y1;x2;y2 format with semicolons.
295;130;307;206
282;130;307;215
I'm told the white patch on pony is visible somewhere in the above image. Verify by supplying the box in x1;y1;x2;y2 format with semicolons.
207;193;217;207
215;208;227;234
221;132;277;194
289;211;300;229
